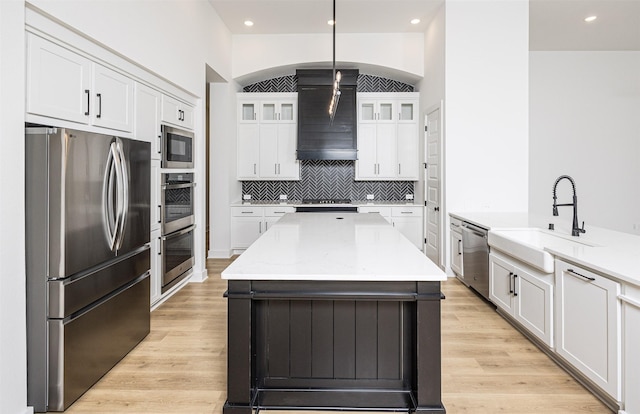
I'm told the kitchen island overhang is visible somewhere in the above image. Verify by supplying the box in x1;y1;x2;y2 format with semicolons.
222;213;446;414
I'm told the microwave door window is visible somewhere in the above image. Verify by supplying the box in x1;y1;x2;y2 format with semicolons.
170;138;186;156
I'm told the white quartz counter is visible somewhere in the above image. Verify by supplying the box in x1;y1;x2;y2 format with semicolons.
231;200;421;207
451;211;640;287
222;213;445;282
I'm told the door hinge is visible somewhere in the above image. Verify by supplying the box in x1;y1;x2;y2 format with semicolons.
423;162;428;169
424;238;427;244
425;125;428;132
424;201;427;207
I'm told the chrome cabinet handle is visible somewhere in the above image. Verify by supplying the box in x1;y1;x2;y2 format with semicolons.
398;163;401;175
567;269;596;281
157;135;162;154
158;205;161;223
253;163;256;175
259;222;262;233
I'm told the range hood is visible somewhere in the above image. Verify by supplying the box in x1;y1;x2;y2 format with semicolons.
296;69;358;160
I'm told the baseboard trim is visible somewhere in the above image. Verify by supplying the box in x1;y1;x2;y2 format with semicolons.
209;249;232;259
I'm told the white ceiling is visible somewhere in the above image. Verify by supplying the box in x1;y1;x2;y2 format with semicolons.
209;0;640;51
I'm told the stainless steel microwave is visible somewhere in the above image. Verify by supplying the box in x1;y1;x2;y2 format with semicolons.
161;125;193;168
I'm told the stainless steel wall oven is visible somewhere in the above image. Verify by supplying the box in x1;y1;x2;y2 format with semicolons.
161;225;195;293
160;172;195;292
161;124;194;168
161;172;195;235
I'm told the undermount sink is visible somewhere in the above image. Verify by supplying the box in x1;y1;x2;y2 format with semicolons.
488;228;599;273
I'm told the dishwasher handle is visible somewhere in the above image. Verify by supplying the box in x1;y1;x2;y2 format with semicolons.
462;224;488;238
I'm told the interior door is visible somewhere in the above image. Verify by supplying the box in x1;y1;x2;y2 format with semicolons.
424;105;442;265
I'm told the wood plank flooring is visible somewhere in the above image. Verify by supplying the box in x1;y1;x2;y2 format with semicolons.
61;258;611;413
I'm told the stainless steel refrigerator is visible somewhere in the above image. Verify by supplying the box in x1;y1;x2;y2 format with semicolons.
25;127;151;412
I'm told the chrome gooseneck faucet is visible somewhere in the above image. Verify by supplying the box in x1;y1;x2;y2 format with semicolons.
552;175;586;237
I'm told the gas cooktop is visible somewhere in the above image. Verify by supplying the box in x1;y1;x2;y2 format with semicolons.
301;199;352;204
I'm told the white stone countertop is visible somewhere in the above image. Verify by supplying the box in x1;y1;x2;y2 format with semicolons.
450;211;640;287
222;212;446;282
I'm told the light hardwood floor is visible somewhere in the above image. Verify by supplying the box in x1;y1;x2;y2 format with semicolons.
62;258;611;413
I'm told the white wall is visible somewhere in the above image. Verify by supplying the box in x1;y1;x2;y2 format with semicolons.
529;51;640;234
0;0;28;412
232;33;424;84
444;0;529;214
210;82;242;258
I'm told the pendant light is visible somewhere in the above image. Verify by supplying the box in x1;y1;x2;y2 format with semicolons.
328;0;341;124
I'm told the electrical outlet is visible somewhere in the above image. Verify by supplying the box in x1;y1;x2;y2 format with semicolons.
243;194;251;200
279;194;287;200
405;194;414;200
366;194;375;200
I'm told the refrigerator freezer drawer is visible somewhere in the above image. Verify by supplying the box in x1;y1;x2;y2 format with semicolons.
47;274;150;411
48;246;150;319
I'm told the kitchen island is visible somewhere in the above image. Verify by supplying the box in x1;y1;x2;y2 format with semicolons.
221;212;446;413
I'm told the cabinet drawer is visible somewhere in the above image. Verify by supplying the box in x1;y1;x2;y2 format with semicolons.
391;206;422;217
264;206;294;217
450;216;463;228
358;206;391;217
231;206;263;217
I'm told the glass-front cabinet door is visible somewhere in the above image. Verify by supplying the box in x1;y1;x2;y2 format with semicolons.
359;99;395;123
239;102;257;122
398;101;416;122
260;100;296;123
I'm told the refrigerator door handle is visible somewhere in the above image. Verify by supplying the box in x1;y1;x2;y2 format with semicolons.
103;143;119;251
114;139;129;250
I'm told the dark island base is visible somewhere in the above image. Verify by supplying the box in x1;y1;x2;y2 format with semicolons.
224;280;446;413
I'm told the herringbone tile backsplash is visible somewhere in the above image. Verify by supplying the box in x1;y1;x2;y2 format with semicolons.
242;161;415;201
241;74;416;201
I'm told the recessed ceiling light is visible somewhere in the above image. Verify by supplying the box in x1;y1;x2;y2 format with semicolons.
328;19;335;26
584;15;597;23
244;20;254;27
410;18;421;25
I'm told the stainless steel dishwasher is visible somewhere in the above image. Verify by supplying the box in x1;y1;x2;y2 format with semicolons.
461;222;490;300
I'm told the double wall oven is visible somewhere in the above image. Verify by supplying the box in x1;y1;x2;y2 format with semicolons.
160;125;195;293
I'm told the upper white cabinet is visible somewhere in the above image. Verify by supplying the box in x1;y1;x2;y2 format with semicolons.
555;259;621;400
356;93;419;181
489;251;554;347
162;94;194;130
237;93;300;181
134;83;162;158
27;33;134;132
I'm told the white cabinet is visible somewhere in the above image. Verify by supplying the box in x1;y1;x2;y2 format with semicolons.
230;205;294;251
92;63;134;131
237;93;299;181
150;159;161;232
358;206;392;224
162;94;194;130
150;229;161;305
391;206;423;250
356;93;419;181
27;33;134;132
621;285;640;414
135;83;162;159
555;259;621;400
359;205;422;250
450;218;464;279
489;251;554;347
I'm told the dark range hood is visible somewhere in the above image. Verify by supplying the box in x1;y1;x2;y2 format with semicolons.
296;69;359;160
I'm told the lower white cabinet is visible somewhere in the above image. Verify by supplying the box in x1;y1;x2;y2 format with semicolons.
150;229;161;305
620;285;640;413
358;206;423;250
230;205;294;251
489;251;554;347
450;218;464;279
555;259;621;400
